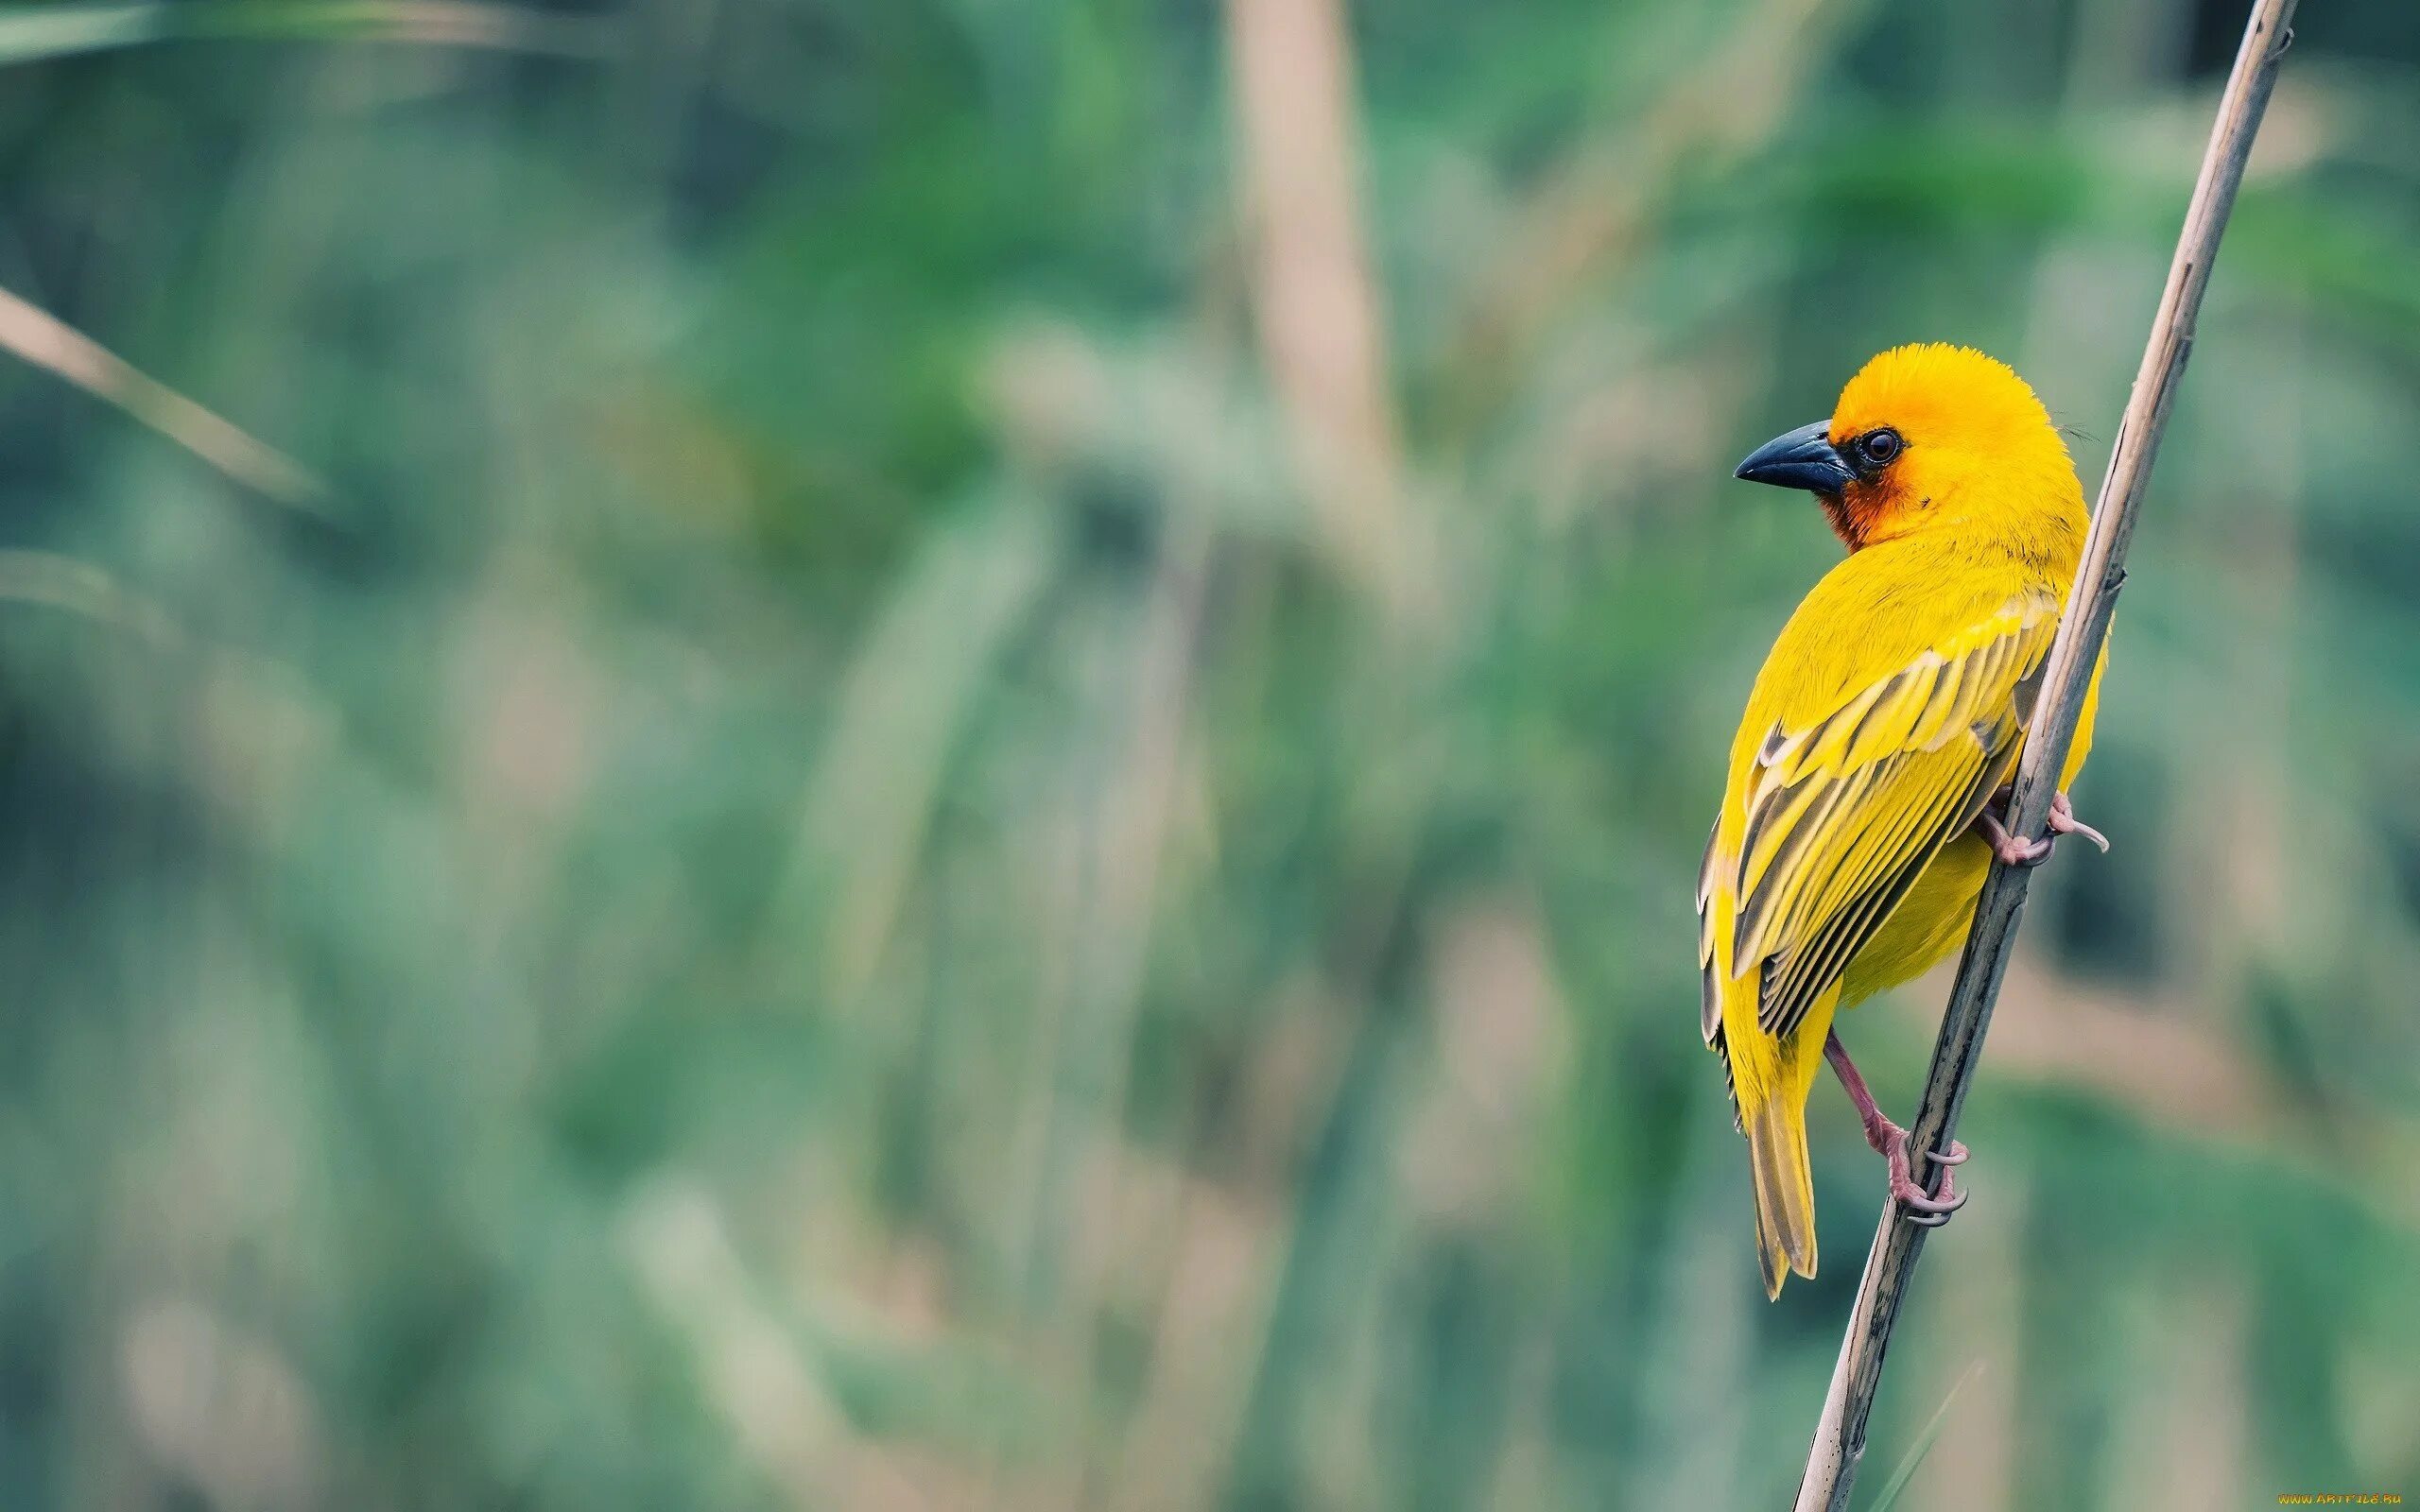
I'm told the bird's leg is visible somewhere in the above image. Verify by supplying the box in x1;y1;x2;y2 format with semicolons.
1823;1030;1968;1227
1971;785;2108;868
1822;1028;1902;1156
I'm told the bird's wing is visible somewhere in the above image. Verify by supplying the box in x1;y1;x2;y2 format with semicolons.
1699;593;2058;1047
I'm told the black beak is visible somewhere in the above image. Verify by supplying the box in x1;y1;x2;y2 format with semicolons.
1735;421;1853;494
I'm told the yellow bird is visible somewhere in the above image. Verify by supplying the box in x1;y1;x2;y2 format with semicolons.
1702;343;2108;1298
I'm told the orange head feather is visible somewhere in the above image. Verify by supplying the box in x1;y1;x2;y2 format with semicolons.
1737;343;2084;554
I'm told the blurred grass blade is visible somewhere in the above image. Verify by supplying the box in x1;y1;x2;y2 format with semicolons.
0;284;332;512
1866;1360;1984;1512
792;497;1059;1005
195;1;607;53
0;0;606;64
0;2;160;60
0;550;180;645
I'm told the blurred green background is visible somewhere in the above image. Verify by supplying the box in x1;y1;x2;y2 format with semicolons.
1;0;2416;1507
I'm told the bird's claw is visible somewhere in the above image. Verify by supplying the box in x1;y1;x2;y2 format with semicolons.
1830;1038;1975;1230
1894;1164;1965;1225
1876;1120;1969;1228
1976;809;2053;868
1974;787;2107;867
2047;791;2109;852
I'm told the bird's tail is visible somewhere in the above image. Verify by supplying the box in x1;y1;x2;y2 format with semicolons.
1717;957;1835;1299
1745;1091;1817;1298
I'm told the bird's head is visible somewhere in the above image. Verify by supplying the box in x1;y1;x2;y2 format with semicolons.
1734;343;2078;551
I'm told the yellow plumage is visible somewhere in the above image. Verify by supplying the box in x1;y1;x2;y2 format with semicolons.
1700;344;2107;1297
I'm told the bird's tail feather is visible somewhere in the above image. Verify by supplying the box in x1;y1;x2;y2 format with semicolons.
1746;1093;1818;1299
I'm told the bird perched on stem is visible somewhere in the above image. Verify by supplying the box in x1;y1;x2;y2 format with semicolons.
1701;343;2108;1298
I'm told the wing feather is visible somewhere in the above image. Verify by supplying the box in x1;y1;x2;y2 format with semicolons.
1704;593;2062;1051
1698;821;1723;1043
1758;743;2010;1040
1840;662;1936;768
1754;757;1974;1039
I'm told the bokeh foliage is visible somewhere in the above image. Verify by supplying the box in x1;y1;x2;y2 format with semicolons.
1;0;2417;1508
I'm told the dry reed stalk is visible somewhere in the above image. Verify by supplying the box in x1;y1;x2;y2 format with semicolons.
1794;3;2299;1506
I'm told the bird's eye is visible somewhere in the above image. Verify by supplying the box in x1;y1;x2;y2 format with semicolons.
1859;428;1902;466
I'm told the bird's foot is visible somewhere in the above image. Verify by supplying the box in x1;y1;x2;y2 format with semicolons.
1824;1030;1968;1228
1975;807;2051;867
1874;1117;1968;1228
2046;790;2110;852
1973;787;2107;868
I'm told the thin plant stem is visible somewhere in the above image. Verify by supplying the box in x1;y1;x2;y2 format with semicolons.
1792;3;2299;1507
